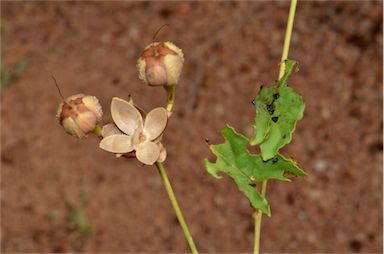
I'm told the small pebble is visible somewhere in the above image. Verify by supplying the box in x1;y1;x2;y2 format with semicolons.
314;159;327;172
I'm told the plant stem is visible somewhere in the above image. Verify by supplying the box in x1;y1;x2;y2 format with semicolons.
253;1;297;253
164;85;176;112
278;0;298;80
253;180;267;254
92;124;103;137
155;162;199;254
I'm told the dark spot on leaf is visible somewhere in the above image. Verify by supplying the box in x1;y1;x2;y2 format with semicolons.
349;239;363;252
272;116;279;122
282;134;287;139
267;104;274;115
249;183;256;187
272;157;278;164
273;93;280;100
259;85;264;90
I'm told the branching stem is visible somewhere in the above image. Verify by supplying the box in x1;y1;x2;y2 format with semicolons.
155;162;198;254
253;1;297;253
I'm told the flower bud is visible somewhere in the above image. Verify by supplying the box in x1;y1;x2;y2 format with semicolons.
56;94;103;138
137;41;184;86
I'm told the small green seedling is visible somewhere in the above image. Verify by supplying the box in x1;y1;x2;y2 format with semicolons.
0;57;29;88
44;169;93;237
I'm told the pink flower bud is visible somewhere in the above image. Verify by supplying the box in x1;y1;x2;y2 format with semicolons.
56;94;103;138
137;41;184;86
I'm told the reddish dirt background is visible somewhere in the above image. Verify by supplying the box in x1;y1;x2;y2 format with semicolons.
1;1;382;253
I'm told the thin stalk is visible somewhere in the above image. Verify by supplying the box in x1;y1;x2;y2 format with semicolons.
164;85;176;112
253;180;268;254
155;162;198;254
253;1;297;253
278;0;298;80
92;124;103;137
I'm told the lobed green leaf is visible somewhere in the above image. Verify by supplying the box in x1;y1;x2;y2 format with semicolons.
249;59;305;160
204;125;306;216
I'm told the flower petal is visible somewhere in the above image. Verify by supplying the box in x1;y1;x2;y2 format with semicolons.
82;95;103;121
157;142;167;163
143;107;168;141
101;123;123;138
111;97;143;135
132;125;144;149
76;111;97;133
135;141;160;165
62;117;86;138
99;134;134;154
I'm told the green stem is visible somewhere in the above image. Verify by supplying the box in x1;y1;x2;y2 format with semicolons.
253;1;297;253
278;0;297;79
155;162;199;254
164;85;176;112
253;181;268;254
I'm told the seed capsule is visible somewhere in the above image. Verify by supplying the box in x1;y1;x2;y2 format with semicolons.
137;41;184;86
56;94;103;138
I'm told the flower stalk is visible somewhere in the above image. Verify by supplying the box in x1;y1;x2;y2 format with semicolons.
155;162;198;254
253;0;297;253
164;85;176;112
92;124;103;137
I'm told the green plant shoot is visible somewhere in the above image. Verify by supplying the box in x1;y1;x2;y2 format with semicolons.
250;59;305;160
204;59;306;216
